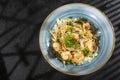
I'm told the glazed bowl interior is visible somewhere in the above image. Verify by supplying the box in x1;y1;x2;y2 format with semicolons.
39;3;115;75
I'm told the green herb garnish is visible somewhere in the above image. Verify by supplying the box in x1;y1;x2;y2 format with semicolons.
64;34;75;47
82;47;90;56
75;42;80;49
65;18;71;21
66;60;75;64
67;26;73;32
54;52;61;58
75;18;87;25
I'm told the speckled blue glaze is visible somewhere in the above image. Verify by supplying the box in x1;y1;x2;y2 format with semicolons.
39;3;115;75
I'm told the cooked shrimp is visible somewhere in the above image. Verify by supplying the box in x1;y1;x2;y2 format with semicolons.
61;51;71;60
53;42;61;51
60;25;68;34
71;52;84;65
85;40;95;53
84;22;90;30
73;33;79;41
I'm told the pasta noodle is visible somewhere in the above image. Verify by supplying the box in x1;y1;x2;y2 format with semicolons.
49;18;99;66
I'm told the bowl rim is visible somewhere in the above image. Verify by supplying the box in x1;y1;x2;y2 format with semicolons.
39;3;116;76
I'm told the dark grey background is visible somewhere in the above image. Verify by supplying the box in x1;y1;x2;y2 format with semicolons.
0;0;119;80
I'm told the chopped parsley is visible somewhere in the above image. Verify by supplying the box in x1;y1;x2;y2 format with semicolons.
82;47;90;56
64;34;75;47
67;26;73;32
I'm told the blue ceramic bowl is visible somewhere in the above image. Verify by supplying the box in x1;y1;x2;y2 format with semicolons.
39;3;115;75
